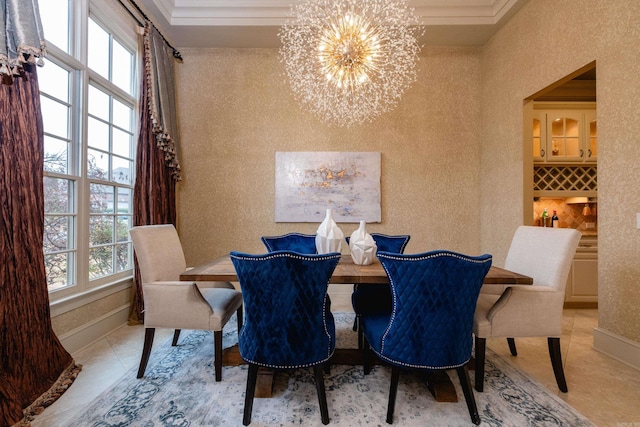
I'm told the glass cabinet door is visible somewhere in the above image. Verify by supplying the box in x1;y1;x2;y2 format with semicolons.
533;115;543;160
547;111;582;161
586;111;597;162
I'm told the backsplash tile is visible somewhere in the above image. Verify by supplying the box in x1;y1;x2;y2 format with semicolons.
533;198;597;232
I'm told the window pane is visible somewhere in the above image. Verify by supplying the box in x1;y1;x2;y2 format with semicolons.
88;117;110;151
89;247;113;279
90;216;114;245
41;97;69;139
46;252;72;290
88;85;110;121
115;243;131;272
113;99;132;131
44;215;72;251
88;19;110;79
39;60;70;102
39;0;70;53
116;216;131;241
44;136;70;174
87;149;109;180
112;157;132;185
112;40;133;94
117;188;132;214
112;128;131;158
89;184;115;213
44;177;72;213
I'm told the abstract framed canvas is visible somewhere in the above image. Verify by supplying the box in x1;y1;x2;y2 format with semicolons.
275;151;381;223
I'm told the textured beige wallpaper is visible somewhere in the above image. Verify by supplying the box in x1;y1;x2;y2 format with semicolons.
175;46;484;265
480;0;640;342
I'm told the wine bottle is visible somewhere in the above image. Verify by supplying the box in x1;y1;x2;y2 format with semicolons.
552;210;559;228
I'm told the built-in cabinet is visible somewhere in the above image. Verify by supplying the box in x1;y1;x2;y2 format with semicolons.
533;102;597;163
565;235;598;307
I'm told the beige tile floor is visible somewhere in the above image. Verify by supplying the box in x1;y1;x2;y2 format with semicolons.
32;288;640;427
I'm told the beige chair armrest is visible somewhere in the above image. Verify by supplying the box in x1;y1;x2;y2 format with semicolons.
142;281;214;329
487;285;565;337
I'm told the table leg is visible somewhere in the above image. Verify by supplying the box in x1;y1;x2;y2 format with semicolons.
221;346;458;402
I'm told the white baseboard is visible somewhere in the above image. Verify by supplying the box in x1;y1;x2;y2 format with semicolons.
58;303;131;355
593;327;640;371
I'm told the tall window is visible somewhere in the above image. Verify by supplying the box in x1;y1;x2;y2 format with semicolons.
38;0;138;299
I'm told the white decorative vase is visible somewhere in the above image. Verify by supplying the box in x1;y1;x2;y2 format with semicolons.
315;208;344;254
349;220;377;265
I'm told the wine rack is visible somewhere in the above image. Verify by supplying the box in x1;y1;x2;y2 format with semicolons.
534;165;597;192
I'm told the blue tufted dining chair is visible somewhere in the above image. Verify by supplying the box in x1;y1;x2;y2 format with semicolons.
348;233;410;348
230;250;341;426
260;232;317;253
361;250;492;425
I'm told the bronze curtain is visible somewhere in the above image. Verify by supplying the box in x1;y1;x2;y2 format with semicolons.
131;23;181;322
0;65;80;426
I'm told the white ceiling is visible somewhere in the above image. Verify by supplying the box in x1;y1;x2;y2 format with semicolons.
138;0;531;48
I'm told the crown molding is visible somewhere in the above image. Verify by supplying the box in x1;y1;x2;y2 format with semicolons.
151;0;526;26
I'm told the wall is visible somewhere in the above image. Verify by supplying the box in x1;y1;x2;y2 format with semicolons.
174;47;485;265
480;0;640;355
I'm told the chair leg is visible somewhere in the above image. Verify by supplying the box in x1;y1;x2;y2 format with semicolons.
137;328;155;378
353;315;358;332
474;336;486;392
456;366;481;425
237;306;244;332
172;329;181;346
243;364;259;426
313;365;330;425
386;366;400;424
214;330;223;381
357;317;364;350
507;337;517;356
548;337;568;392
363;337;371;375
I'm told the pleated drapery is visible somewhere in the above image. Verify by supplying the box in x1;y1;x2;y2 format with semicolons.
131;22;181;322
0;3;81;425
0;64;81;426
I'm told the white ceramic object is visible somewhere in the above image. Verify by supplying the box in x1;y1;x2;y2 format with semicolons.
349;220;377;265
315;208;343;254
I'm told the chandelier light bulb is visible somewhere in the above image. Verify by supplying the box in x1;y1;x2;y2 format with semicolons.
279;0;423;127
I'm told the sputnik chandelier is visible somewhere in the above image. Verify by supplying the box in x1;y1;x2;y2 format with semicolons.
279;0;423;127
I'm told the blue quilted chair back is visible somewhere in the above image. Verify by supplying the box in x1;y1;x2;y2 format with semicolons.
230;251;341;368
363;250;492;369
345;233;410;254
261;233;317;254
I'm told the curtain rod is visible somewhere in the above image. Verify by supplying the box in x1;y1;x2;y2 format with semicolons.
117;0;183;62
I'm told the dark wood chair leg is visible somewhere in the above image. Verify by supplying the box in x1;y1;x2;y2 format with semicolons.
363;337;371;375
386;366;400;424
313;365;330;425
507;337;517;356
214;330;223;381
137;328;155;378
172;329;181;346
548;337;568;392
456;366;481;425
243;364;259;426
237;306;244;332
357;317;364;350
474;336;486;392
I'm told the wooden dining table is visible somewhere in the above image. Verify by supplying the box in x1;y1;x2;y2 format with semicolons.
181;254;533;401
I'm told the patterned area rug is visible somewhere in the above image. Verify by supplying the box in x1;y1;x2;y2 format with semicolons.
68;313;594;426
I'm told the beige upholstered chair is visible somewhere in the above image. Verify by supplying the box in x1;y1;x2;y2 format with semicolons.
130;224;243;381
473;225;581;393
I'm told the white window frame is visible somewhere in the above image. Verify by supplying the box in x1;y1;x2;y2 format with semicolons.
42;0;140;314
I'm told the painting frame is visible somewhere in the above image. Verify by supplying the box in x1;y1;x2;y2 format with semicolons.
275;151;381;223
